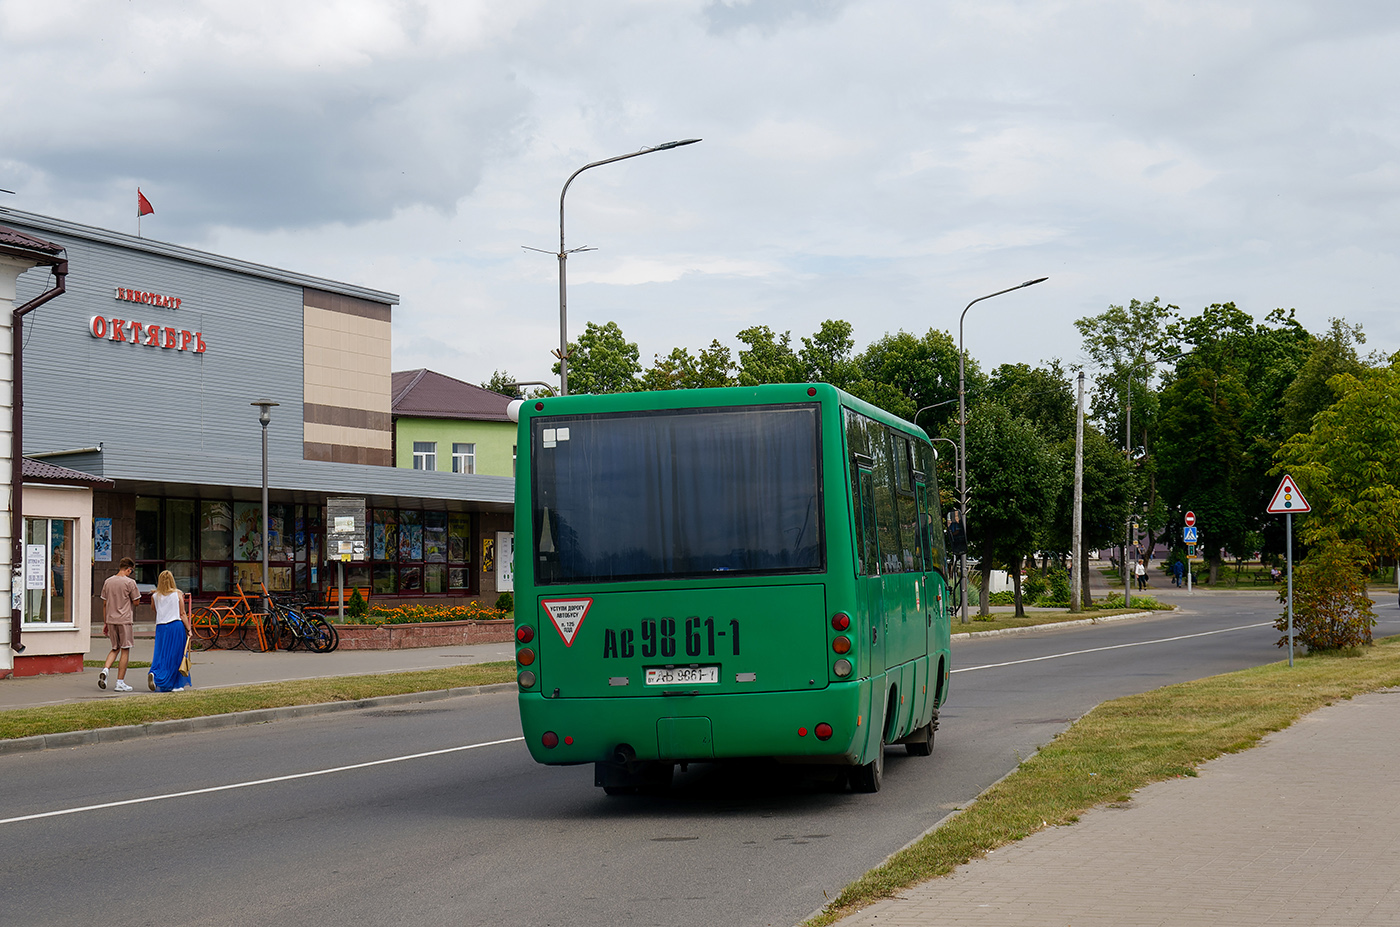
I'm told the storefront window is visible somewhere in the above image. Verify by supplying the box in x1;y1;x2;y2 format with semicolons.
399;510;423;561
24;518;74;625
135;498;160;561
367;507;474;597
202;502;233;561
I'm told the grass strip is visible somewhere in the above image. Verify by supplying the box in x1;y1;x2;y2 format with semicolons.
806;637;1400;926
954;607;1163;634
0;662;515;742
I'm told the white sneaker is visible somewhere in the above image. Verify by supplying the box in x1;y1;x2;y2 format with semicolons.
98;668;108;690
114;680;134;692
148;672;156;691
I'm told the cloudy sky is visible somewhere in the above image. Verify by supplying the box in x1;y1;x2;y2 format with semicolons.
4;0;1399;388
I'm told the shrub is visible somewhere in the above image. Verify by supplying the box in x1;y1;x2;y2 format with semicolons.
1276;541;1377;652
1023;570;1047;604
988;591;1015;606
347;588;368;619
494;592;514;613
1045;567;1071;604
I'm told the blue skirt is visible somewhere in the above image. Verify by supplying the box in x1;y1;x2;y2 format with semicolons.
151;621;192;691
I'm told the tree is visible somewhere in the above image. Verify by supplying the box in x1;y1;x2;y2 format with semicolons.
481;371;524;399
797;319;858;389
1156;304;1310;578
986;361;1075;443
964;402;1063;617
1279;317;1367;439
1273;359;1400;567
640;340;737;391
1043;425;1132;605
850;328;973;432
553;321;642;395
736;325;803;386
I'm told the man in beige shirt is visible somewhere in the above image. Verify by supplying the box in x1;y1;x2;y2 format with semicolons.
99;558;142;692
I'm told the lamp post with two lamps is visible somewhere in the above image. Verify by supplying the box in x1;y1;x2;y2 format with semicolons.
526;139;701;396
957;277;1048;623
251;400;278;612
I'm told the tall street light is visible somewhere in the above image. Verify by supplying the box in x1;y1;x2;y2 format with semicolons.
958;276;1048;623
251;400;278;612
527;138;701;396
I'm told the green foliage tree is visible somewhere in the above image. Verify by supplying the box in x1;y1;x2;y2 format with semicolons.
640;340;737;390
1273;360;1400;566
964;402;1063;617
736;325;804;385
553;320;642;395
797;319;859;389
1156;304;1311;577
1043;425;1132;605
1274;540;1377;652
986;360;1075;443
481;370;523;398
848;327;977;436
1279;317;1367;439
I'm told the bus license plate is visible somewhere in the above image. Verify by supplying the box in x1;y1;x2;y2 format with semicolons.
645;666;719;686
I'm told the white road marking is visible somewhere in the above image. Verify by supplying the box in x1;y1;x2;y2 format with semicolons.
951;622;1276;673
0;736;524;826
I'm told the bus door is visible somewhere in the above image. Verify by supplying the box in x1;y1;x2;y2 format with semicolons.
851;453;884;680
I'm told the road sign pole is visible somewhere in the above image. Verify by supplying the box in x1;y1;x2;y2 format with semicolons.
1286;512;1294;667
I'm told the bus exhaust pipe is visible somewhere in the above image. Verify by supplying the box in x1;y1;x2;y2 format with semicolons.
614;744;636;766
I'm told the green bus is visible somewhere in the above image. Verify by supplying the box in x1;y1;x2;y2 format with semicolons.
509;383;952;793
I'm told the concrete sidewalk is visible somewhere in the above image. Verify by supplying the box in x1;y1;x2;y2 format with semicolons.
837;689;1400;927
0;636;516;712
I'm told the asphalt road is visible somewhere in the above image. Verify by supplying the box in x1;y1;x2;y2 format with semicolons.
3;589;1395;927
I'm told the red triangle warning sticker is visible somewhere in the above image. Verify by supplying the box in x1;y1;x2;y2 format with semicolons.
1267;474;1311;514
542;598;592;647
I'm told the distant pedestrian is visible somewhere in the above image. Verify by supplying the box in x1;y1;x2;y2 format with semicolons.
1135;559;1147;591
148;570;191;692
1172;559;1184;587
99;557;141;692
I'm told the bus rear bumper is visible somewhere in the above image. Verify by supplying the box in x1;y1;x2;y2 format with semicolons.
518;681;872;766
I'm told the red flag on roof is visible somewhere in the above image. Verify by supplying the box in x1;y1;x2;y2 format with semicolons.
138;189;154;217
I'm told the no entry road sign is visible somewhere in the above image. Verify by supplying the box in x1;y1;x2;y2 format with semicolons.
1184;511;1196;527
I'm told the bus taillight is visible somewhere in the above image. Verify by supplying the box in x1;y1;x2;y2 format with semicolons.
517;648;536;666
831;612;850;631
814;723;833;740
516;626;535;643
542;731;559;748
518;670;537;688
833;658;852;678
832;636;851;654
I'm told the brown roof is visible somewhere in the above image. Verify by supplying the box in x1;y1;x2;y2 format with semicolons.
0;226;65;264
391;369;514;422
22;458;114;486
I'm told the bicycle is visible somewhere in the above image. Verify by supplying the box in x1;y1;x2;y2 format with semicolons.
190;585;275;652
263;586;339;653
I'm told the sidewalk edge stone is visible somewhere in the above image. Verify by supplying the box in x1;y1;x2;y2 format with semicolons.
0;682;516;756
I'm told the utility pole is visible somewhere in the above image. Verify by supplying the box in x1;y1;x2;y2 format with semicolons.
1071;371;1084;612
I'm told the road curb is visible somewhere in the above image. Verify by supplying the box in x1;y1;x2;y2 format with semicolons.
0;682;517;756
951;610;1163;640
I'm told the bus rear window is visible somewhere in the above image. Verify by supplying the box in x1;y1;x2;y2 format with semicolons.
531;404;824;584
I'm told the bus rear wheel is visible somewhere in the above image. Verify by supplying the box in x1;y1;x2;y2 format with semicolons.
903;712;938;757
850;739;885;793
596;760;674;796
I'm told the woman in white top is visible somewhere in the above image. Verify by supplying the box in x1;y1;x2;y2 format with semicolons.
148;570;192;692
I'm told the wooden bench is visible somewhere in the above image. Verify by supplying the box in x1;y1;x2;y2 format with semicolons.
306;586;370;617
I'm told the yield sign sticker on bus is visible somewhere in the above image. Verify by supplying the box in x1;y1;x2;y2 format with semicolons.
542;598;593;647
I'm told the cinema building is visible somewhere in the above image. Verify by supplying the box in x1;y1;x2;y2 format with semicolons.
2;207;514;674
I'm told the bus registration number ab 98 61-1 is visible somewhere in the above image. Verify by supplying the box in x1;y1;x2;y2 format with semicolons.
645;665;719;686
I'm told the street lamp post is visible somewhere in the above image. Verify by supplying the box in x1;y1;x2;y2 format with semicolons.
529;138;701;396
958;277;1048;623
251;400;278;611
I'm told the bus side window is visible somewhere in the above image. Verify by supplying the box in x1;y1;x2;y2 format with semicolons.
850;453;879;576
